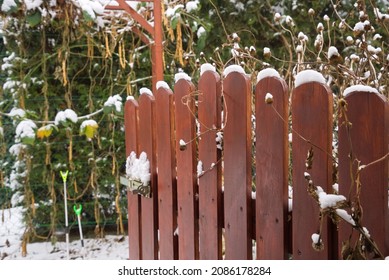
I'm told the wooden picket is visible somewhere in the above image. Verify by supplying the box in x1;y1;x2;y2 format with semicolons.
291;82;334;259
174;79;199;260
123;68;388;260
255;76;289;260
155;86;178;260
198;71;223;259
124;99;141;260
138;94;158;259
223;72;253;260
338;89;389;258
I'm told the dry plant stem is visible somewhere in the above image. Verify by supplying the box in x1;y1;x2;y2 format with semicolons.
197;157;223;179
353;222;384;259
209;0;229;40
338;101;356;200
257;13;294;83
330;0;353;31
357;152;389;172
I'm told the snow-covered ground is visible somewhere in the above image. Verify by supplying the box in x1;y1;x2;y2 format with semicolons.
1;207;128;260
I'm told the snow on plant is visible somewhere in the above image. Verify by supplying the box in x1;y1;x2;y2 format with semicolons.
125;151;151;186
104;94;123;114
80;119;98;140
75;0;104;20
264;93;274;104
36;124;56;139
15;119;37;144
54;109;78;126
263;47;271;59
8;108;26;119
186;0;200;13
1;0;17;13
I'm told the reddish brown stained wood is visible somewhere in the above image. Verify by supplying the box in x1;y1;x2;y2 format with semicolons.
174;79;199;260
155;86;178;260
124;99;142;260
255;76;289;259
223;72;252;260
291;82;333;260
338;90;389;258
138;94;158;260
198;71;223;260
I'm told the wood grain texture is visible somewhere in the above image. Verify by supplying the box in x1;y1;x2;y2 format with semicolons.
223;72;252;260
198;71;223;259
155;86;178;259
338;90;389;258
174;79;199;259
255;76;289;259
124;99;142;260
138;93;158;260
291;82;333;260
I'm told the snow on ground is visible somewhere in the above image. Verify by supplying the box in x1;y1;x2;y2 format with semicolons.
1;207;128;260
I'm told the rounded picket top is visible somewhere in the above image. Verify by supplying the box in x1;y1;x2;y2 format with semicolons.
125;96;139;111
199;68;221;90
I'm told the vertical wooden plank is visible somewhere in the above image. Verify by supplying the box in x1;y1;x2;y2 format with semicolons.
255;75;289;259
198;71;223;259
138;93;158;259
174;78;199;259
155;85;178;260
124;99;142;260
291;81;333;260
223;71;252;260
338;90;389;258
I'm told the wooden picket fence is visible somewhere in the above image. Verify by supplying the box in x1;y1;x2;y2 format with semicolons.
123;68;389;260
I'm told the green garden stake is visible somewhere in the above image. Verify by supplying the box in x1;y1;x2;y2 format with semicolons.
60;170;70;260
73;204;84;248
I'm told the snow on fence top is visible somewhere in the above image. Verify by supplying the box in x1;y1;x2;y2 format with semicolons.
200;63;216;76
223;64;246;77
295;69;326;87
174;72;192;83
257;68;281;83
140;87;153;97
343;85;380;97
156;81;171;90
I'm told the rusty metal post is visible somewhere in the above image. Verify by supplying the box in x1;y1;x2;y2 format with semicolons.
152;0;164;93
106;0;164;93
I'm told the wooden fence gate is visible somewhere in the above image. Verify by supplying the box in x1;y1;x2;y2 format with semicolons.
123;66;389;260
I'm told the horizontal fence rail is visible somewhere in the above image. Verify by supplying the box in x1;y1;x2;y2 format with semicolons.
124;67;389;260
